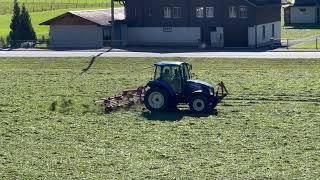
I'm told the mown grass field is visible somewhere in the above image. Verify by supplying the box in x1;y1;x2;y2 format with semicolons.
0;57;319;179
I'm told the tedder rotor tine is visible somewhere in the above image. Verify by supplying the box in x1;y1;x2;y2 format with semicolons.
96;86;145;113
220;81;229;96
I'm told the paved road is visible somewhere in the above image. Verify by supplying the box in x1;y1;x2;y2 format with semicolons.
0;49;320;59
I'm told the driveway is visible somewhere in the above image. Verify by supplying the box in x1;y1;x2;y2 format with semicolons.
282;34;320;47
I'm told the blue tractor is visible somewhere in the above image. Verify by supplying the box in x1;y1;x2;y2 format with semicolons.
144;61;228;113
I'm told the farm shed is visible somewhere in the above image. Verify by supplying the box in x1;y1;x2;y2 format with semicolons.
284;0;320;25
40;9;125;49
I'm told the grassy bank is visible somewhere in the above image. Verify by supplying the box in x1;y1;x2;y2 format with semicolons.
292;39;320;49
282;24;320;40
0;58;319;179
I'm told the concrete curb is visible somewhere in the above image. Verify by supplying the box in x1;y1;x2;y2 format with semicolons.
1;48;320;53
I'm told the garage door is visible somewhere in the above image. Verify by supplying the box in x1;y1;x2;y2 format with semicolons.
50;25;103;48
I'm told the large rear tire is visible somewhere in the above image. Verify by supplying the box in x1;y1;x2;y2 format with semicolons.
189;95;209;113
144;88;169;112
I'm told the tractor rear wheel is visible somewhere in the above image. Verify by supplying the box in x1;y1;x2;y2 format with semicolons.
144;88;169;112
189;95;209;113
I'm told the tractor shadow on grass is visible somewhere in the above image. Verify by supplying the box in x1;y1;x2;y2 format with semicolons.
141;109;218;121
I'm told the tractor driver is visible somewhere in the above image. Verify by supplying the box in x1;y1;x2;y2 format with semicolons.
162;68;172;84
172;68;182;93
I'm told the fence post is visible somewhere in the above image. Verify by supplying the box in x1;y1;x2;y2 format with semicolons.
316;38;318;50
287;39;289;49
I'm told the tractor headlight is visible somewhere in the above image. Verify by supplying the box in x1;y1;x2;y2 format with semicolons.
209;88;214;96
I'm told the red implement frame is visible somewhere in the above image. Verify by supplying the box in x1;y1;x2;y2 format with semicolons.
96;87;145;113
216;81;229;102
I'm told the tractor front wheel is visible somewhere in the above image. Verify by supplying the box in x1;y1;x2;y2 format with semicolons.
144;88;169;112
189;95;209;113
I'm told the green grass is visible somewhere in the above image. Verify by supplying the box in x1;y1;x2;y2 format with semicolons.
0;58;319;179
0;0;111;15
291;39;320;49
282;25;320;40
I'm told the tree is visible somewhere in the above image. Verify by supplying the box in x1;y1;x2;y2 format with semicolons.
19;4;36;42
7;1;37;48
8;0;21;47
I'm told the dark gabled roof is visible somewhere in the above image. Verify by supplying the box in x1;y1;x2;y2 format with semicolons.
294;0;320;6
40;8;124;26
247;0;281;5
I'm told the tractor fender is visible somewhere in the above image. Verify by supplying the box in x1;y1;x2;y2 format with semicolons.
146;80;176;97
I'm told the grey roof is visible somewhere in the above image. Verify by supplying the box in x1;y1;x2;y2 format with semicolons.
155;61;185;66
69;8;125;26
294;0;320;6
40;8;125;26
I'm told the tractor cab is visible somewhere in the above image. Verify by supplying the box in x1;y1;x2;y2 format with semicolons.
144;61;228;113
153;61;192;94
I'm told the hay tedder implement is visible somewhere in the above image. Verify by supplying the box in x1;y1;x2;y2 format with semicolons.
96;87;145;113
96;61;228;113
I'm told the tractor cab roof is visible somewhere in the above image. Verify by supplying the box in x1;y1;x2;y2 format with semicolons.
154;61;187;66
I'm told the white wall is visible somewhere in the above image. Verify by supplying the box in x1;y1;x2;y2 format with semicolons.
248;21;281;47
50;25;103;48
248;26;256;47
290;6;316;24
127;27;201;46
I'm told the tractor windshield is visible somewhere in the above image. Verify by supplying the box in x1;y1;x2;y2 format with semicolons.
182;63;192;80
153;65;182;93
154;66;161;80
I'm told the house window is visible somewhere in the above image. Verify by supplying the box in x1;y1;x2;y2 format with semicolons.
164;7;172;18
299;8;307;15
173;7;182;18
196;7;204;18
229;6;237;18
206;7;214;18
272;24;275;37
163;27;173;32
147;8;152;17
239;6;248;18
262;25;266;39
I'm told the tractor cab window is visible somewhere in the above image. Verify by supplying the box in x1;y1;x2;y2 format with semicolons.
183;64;192;80
171;66;182;93
161;66;172;82
158;65;182;94
154;66;161;80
